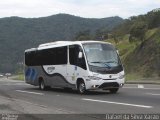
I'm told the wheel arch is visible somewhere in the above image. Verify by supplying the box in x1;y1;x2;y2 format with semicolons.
76;78;85;90
38;76;44;85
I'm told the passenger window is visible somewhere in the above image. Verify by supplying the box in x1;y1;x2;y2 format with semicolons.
25;46;67;66
69;45;87;70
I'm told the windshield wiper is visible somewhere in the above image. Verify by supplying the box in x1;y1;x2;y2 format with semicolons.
90;61;111;68
105;61;118;64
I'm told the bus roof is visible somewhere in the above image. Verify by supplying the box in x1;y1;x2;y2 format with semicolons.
25;48;37;52
38;40;111;49
25;40;112;52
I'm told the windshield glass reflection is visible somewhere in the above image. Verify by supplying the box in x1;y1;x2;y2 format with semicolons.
83;43;120;68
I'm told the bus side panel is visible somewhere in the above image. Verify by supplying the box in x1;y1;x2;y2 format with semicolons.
66;65;89;85
25;65;75;88
42;65;68;88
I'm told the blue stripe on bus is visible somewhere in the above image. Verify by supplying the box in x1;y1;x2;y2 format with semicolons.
25;68;37;81
31;69;37;81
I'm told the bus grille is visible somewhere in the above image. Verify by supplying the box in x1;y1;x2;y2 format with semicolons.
103;78;116;80
99;82;119;89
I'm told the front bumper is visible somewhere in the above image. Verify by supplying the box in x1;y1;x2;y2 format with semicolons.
85;78;125;90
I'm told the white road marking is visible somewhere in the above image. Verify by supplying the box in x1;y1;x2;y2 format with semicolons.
146;93;160;96
124;87;160;90
82;98;153;108
138;84;144;88
142;88;160;90
124;85;160;90
123;87;137;89
2;83;29;86
16;90;44;95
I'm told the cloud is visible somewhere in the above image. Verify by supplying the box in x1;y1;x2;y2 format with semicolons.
0;0;160;18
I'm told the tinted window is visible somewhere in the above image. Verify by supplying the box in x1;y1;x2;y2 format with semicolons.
25;46;67;66
56;47;67;64
25;50;38;66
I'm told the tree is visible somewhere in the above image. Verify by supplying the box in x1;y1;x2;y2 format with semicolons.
95;29;109;40
147;11;160;29
75;30;93;41
129;21;148;42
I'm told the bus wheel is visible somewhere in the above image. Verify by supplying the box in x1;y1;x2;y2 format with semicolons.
39;80;46;90
109;88;119;93
78;81;86;94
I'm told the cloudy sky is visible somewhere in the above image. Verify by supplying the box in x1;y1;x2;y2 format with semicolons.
0;0;160;18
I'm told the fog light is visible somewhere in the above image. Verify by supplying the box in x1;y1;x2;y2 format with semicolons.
91;85;99;88
120;83;124;87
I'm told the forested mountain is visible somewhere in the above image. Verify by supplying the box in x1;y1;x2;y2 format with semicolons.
112;8;160;38
0;14;124;73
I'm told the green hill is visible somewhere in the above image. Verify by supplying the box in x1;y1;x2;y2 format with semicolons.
124;28;160;79
0;14;123;73
108;9;160;80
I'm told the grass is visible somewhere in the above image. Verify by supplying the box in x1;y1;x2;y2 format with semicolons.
12;74;24;81
154;29;160;43
145;28;160;44
145;28;159;40
125;73;142;81
18;74;24;80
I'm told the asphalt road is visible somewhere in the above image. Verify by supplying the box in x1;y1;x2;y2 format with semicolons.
0;78;160;120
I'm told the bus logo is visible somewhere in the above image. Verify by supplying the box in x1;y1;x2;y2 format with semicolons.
47;67;55;74
109;75;112;78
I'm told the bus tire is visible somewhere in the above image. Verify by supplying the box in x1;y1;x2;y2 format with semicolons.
109;88;119;94
78;80;86;94
39;79;46;90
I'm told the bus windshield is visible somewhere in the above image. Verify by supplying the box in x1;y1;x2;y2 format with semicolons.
83;43;121;68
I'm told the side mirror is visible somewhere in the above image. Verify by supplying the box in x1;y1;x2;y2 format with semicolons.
116;50;119;55
78;52;83;58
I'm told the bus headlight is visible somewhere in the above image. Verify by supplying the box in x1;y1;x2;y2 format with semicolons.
88;76;102;80
119;74;125;79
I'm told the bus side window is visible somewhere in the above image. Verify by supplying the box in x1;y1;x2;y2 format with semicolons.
69;45;87;70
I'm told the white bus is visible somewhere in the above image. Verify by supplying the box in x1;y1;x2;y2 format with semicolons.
25;41;125;94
